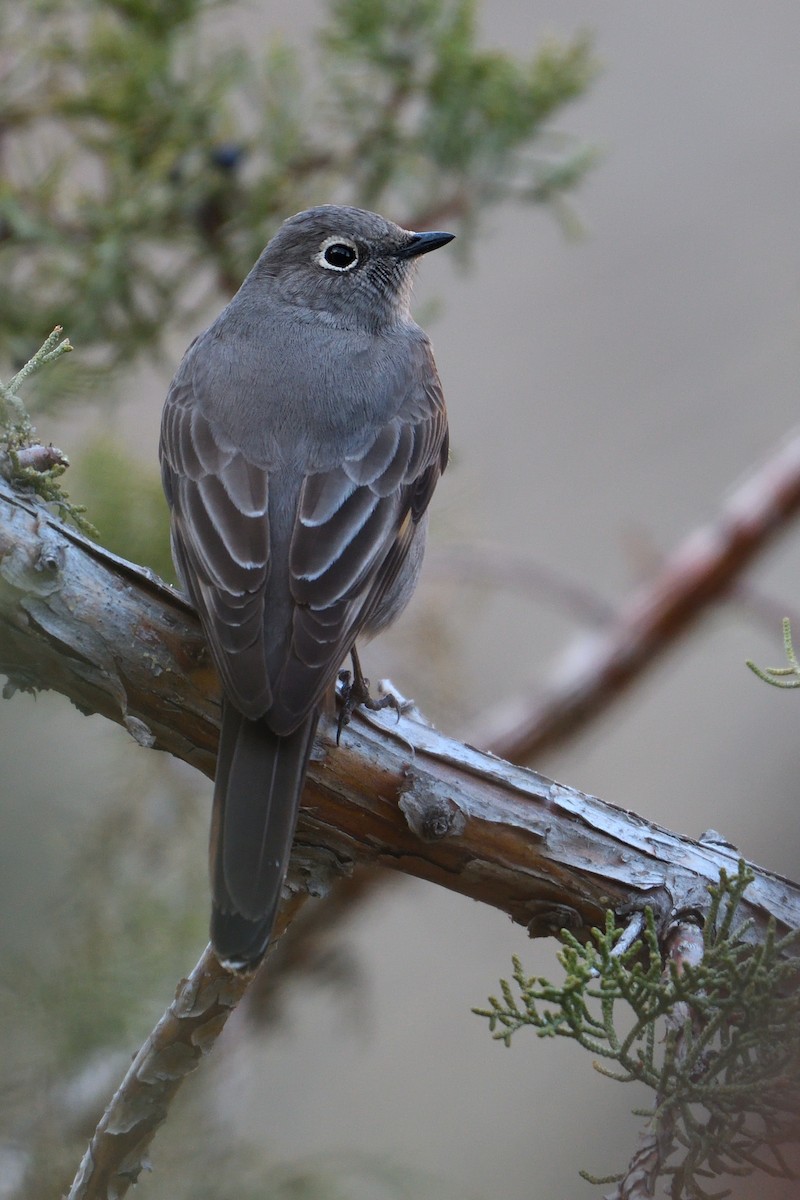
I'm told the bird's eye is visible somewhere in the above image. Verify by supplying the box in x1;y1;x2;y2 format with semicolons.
317;237;359;272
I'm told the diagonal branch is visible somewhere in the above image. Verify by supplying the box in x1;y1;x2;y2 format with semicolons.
2;478;799;941
472;428;800;760
3;477;800;1197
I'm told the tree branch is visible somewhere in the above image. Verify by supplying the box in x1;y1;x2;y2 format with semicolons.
3;477;800;1197
2;476;799;938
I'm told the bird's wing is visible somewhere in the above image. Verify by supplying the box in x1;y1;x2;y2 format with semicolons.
160;368;272;717
160;338;447;732
270;348;448;733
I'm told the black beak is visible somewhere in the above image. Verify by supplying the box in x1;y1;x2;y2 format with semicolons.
396;230;455;259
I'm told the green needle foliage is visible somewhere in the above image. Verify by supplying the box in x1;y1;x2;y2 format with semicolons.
0;326;96;535
475;864;800;1198
746;618;800;688
0;0;597;395
0;326;71;436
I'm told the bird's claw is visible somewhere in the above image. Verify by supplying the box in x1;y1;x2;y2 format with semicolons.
336;664;402;744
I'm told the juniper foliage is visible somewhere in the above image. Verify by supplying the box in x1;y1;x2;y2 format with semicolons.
475;864;800;1198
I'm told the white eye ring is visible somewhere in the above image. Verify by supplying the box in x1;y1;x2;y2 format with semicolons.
316;235;359;272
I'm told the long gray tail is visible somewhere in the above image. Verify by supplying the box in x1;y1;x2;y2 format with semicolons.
210;702;319;968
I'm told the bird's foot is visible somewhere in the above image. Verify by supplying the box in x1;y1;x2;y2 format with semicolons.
336;650;401;744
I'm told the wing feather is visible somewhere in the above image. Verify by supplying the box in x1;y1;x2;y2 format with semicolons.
342;421;401;486
292;486;381;583
296;467;358;527
269;365;448;733
160;370;272;718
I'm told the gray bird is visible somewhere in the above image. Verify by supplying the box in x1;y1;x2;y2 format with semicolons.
160;205;453;968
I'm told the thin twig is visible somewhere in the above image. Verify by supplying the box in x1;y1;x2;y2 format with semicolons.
66;947;246;1198
426;541;615;625
65;895;309;1200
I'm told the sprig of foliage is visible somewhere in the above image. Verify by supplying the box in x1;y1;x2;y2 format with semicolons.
475;864;800;1197
0;0;597;393
0;327;97;535
0;326;71;434
746;618;800;688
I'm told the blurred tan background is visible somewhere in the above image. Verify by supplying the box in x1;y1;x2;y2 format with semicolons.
3;2;800;1197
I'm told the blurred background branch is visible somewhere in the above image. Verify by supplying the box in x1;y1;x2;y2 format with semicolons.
473;429;800;761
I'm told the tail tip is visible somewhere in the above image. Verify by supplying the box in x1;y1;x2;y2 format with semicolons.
210;907;273;972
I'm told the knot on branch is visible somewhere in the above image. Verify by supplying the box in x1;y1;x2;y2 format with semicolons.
0;521;64;597
525;901;582;937
398;772;466;842
288;845;355;901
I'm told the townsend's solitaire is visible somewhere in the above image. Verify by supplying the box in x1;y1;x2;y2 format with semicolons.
160;205;453;968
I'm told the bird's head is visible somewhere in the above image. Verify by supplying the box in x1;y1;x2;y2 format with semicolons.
251;205;454;330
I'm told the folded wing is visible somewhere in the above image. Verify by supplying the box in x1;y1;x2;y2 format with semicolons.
160;374;272;718
272;364;448;733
